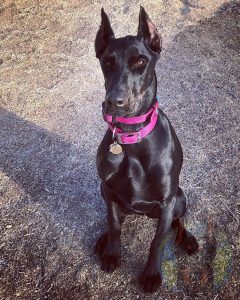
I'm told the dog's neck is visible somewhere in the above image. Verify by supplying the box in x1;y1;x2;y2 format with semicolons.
116;73;157;132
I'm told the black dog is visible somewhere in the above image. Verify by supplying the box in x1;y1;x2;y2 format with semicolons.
94;7;199;293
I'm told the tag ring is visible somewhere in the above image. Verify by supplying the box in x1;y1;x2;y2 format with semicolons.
112;126;117;141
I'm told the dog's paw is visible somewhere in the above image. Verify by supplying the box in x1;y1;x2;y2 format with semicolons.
101;253;121;273
140;268;162;293
180;232;199;255
95;233;121;273
95;233;108;255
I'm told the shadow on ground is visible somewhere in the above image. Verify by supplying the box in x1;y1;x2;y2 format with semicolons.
0;108;105;299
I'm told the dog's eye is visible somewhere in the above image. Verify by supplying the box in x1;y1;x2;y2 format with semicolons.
135;58;146;69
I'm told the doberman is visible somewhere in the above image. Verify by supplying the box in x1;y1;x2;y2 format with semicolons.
94;7;199;293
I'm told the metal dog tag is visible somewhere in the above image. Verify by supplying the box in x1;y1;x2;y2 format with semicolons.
109;142;122;154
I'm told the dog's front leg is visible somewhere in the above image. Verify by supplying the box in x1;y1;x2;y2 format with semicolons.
95;185;125;273
140;199;175;293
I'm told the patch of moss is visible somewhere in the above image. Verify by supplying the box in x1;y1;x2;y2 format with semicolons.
213;233;233;287
162;260;178;289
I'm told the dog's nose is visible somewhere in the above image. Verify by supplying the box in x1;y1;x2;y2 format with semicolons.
107;97;126;108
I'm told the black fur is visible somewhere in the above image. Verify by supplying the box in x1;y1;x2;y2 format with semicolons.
95;7;199;293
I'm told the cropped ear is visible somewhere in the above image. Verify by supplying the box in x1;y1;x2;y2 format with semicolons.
95;8;115;59
137;6;162;55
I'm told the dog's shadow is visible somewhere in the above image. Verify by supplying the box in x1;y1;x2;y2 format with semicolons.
0;108;105;252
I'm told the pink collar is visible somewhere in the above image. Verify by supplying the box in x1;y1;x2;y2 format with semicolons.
103;102;159;144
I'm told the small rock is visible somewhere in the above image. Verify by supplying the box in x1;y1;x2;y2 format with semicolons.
0;258;8;270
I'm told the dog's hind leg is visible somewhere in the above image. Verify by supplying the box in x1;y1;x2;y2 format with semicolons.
95;184;125;273
173;218;199;255
174;186;187;218
172;187;199;255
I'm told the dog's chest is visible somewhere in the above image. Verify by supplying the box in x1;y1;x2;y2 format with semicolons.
98;151;165;213
106;155;147;190
101;151;145;178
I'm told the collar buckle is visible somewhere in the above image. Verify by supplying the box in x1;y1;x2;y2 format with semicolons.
116;131;142;144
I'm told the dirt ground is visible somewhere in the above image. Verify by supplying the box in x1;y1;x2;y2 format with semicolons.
0;0;239;299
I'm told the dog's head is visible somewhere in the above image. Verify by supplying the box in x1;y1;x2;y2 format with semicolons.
95;7;162;117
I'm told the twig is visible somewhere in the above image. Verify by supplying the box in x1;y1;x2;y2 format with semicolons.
219;198;239;223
